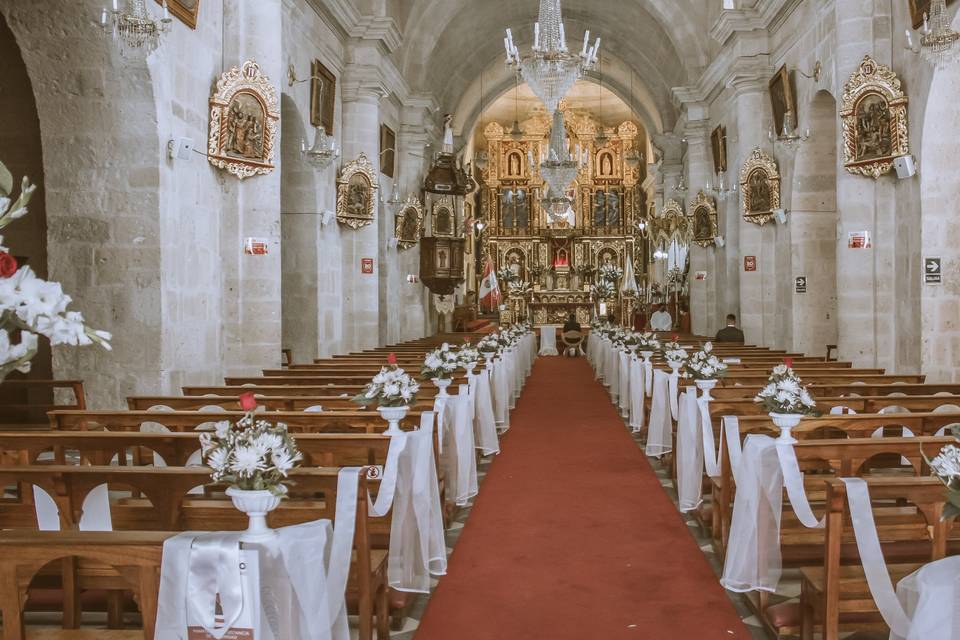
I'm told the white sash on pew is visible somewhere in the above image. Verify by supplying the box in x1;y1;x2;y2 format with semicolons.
607;345;620;403
644;370;673;457
720;436;825;593
892;556;960;640
668;370;680;420
676;388;703;512
512;346;524;401
155;467;362;640
617;350;630;418
628;357;646;433
440;388;478;506
470;372;500;455
492;356;510;429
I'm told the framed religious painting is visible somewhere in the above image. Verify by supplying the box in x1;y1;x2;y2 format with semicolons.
689;191;718;248
156;0;199;28
840;55;910;178
739;147;781;225
711;125;727;174
208;60;279;179
380;124;396;178
309;59;336;135
394;196;423;250
910;0;956;29
768;65;798;139
336;153;378;229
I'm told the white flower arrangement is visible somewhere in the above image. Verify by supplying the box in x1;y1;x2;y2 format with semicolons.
591;280;615;300
200;412;303;495
635;332;661;352
477;335;500;354
352;363;420;408
928;439;960;519
458;342;480;369
597;264;623;283
421;344;460;380
684;341;728;381
753;364;818;415
508;280;533;296
0;161;111;380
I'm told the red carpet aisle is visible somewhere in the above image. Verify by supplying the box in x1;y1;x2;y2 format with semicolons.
415;357;750;639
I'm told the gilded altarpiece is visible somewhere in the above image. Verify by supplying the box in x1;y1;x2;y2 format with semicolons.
477;107;648;326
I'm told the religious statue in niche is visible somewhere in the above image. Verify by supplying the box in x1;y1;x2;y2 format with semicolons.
596;150;616;177
336;153;378;229
394;196;424;250
504;250;525;280
840;55;909;178
689;190;717;248
506;151;524;177
208;60;279;179
738;147;781;226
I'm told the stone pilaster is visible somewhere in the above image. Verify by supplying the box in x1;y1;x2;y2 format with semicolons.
220;0;284;375
683;118;718;336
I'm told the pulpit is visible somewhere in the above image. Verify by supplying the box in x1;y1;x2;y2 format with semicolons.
420;237;465;296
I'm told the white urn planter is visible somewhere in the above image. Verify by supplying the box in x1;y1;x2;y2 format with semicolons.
482;352;495;369
464;363;477;376
769;412;803;444
695;378;718;401
226;486;286;543
639;350;654;365
378;405;409;436
432;378;452;397
668;361;683;374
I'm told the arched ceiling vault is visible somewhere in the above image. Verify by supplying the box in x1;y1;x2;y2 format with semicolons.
398;0;707;135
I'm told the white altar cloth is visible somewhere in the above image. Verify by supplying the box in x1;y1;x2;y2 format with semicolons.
538;325;559;356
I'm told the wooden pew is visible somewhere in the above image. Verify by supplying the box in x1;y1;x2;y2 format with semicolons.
799;477;956;640
127;394;437;413
0;379;86;429
0;465;388;640
710;382;960;399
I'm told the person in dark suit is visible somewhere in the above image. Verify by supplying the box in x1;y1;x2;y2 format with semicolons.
562;313;580;333
715;314;745;343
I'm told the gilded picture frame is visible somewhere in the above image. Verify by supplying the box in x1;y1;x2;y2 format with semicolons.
394;196;423;250
310;59;336;135
207;60;279;180
768;64;797;140
336;153;379;230
689;190;718;248
840;55;909;179
711;125;727;174
155;0;199;28
739;147;781;225
653;199;690;246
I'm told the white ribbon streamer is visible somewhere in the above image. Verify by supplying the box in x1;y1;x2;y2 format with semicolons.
676;387;704;512
628;357;646;433
644;370;673;457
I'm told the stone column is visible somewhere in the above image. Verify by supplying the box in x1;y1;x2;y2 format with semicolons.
683;118;718;336
220;0;283;374
340;63;385;353
727;69;772;346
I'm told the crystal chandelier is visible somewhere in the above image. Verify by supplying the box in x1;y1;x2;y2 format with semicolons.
768;109;809;152
706;171;738;198
906;0;960;68
301;127;340;171
504;0;600;113
100;0;172;55
673;173;688;196
538;110;583;195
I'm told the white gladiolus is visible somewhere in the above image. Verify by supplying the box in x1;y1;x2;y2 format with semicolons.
930;445;960;479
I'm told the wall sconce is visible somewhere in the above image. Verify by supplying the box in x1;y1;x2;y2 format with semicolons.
387;238;400;249
798;60;822;83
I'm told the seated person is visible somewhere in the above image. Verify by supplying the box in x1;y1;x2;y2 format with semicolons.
649;304;673;331
562;313;580;333
715;313;745;343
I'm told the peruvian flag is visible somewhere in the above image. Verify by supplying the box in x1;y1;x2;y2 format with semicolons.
478;256;500;311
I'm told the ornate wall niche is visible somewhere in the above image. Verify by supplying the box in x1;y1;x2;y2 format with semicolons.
840;55;909;179
431;196;456;237
336;153;378;229
739;147;781;226
653;199;690;245
394;196;423;250
208;60;279;180
689;191;718;248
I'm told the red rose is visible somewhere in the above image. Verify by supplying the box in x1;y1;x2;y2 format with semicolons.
672;334;679;342
387;353;398;365
784;357;793;368
0;252;17;278
239;392;257;412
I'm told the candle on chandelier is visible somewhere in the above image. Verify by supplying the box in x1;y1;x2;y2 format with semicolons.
112;0;118;10
559;23;566;50
100;7;108;24
163;0;169;19
581;30;590;56
534;22;540;49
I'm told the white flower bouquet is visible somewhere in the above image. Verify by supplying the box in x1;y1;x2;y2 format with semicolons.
753;364;818;415
597;264;623;283
662;347;688;366
421;344;460;380
200;411;303;495
928;439;960;519
591;281;615;300
635;332;661;352
684;342;728;381
352;361;420;408
477;335;500;354
0;161;111;380
458;342;480;369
